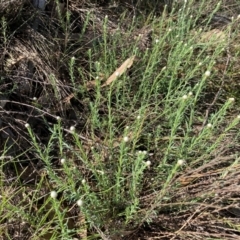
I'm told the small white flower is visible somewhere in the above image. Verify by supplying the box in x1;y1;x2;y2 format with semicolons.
237;115;240;119
77;199;83;207
137;115;141;120
96;76;99;80
125;126;129;130
60;158;65;164
198;62;202;66
142;150;147;155
145;160;151;167
32;97;37;101
56;116;61;121
123;136;129;142
81;179;86;184
184;43;187;47
237;14;240;20
25;123;30;128
188;91;193;96
50;191;57;199
168;28;172;32
182;95;188;100
190;46;193;50
138;150;142;154
207;123;212;128
177;159;184;166
155;39;159;43
204;71;211;77
105;15;108;19
228;97;235;102
71;56;75;60
115;71;119;76
70;126;75;132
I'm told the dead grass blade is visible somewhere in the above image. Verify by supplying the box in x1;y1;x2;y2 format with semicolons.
102;56;135;87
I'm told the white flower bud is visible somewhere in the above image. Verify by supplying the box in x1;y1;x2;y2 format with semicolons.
207;123;212;128
70;126;75;132
77;199;83;207
50;191;57;199
205;71;211;77
182;95;188;100
177;159;184;166
123;136;129;142
145;160;151;167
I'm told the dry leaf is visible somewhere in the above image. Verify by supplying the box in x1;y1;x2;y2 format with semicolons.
102;56;135;87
